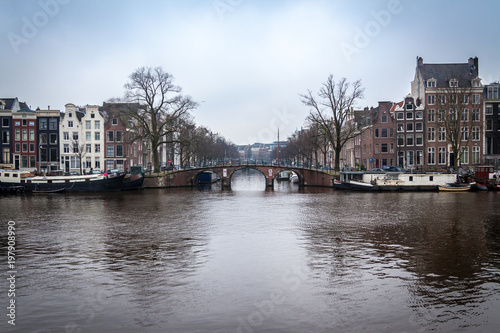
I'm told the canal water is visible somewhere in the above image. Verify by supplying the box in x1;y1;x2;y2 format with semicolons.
1;169;499;332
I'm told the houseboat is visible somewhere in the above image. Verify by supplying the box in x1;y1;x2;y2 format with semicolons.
335;170;458;191
0;169;125;193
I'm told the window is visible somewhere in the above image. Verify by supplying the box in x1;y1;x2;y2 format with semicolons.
68;112;73;118
107;145;114;157
106;160;114;171
29;129;34;141
63;132;69;141
64;144;70;153
427;109;436;123
14;121;20;126
22;119;27;126
438;147;446;165
86;120;91;129
486;105;493;115
2;118;9;127
407;151;414;165
2;130;9;144
450;94;457;105
472;146;480;164
487;86;499;100
449;79;458;87
390;143;394;153
22;129;27;140
381;114;387;123
406;123;413;132
72;132;78;140
416;122;423;131
416;151;423;165
381;128;388;138
39;133;47;144
68;120;73;128
427;80;436;88
486;119;493;131
95;157;100;169
472;108;480;122
107;131;114;142
49;133;57;144
428;127;435;141
427;95;435;105
406;134;414;146
416;133;423;146
112;118;118;125
86;157;92;169
375;129;379;138
116;131;123;142
39;119;48;130
22;143;28;152
397;123;404;132
116;160;124;172
397;112;404;120
73;146;79;153
473;94;480;104
397;134;404;147
91;113;95;119
438;109;445;122
472;126;480;141
438;127;446;141
86;132;91;141
375;144;379;154
439;95;446;104
15;129;20;140
461;127;469;141
95;132;100;141
116;145;123;157
95;144;101;153
86;144;91;153
50;148;57;162
406;104;413;110
449;108;457;121
461;146;469;165
49;119;57;130
95;120;100;129
415;111;423;119
29;143;35;152
29;155;36;168
21;156;28;168
462;95;469;104
461;108;469;122
381;143;388;153
406;112;413;120
389;128;394;138
70;156;80;169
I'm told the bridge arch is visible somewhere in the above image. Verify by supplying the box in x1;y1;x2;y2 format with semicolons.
272;168;304;186
191;169;223;185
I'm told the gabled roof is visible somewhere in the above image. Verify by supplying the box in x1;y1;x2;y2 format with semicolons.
419;62;478;88
390;101;404;113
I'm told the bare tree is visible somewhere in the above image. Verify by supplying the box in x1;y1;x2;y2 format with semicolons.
71;139;87;175
123;67;198;172
300;75;364;171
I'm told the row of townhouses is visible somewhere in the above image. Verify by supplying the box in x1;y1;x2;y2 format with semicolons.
0;101;153;174
340;57;500;172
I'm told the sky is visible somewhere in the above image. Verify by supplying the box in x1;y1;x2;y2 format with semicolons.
1;0;500;145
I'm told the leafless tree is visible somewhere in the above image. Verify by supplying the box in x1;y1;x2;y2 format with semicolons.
300;75;364;171
71;139;87;175
123;67;198;172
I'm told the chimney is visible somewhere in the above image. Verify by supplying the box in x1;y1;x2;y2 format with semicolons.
48;105;50;110
417;56;423;67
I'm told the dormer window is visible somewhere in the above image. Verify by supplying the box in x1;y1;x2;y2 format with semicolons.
406;104;413;110
91;113;95;119
449;79;458;88
69;113;73;118
427;79;436;88
472;79;481;87
0;101;5;110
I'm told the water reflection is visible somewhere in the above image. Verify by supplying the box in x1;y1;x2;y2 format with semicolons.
0;174;499;332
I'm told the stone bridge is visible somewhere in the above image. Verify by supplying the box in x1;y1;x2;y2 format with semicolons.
143;165;334;189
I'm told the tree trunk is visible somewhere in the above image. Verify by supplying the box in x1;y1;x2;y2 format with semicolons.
334;146;341;172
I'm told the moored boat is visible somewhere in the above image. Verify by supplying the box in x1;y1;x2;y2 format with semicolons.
0;169;125;193
438;183;471;192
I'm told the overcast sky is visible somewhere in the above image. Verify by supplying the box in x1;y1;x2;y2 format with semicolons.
1;0;499;144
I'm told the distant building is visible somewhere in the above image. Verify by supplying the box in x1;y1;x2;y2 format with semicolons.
0;98;23;168
12;107;37;170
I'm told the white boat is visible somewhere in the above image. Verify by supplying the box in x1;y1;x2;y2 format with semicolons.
289;172;299;183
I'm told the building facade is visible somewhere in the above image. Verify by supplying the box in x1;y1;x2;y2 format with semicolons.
12;108;37;170
36;108;60;173
0;98;22;168
80;105;105;173
483;82;500;167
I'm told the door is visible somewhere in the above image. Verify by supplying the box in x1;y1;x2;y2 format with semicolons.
14;155;19;170
65;161;70;173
